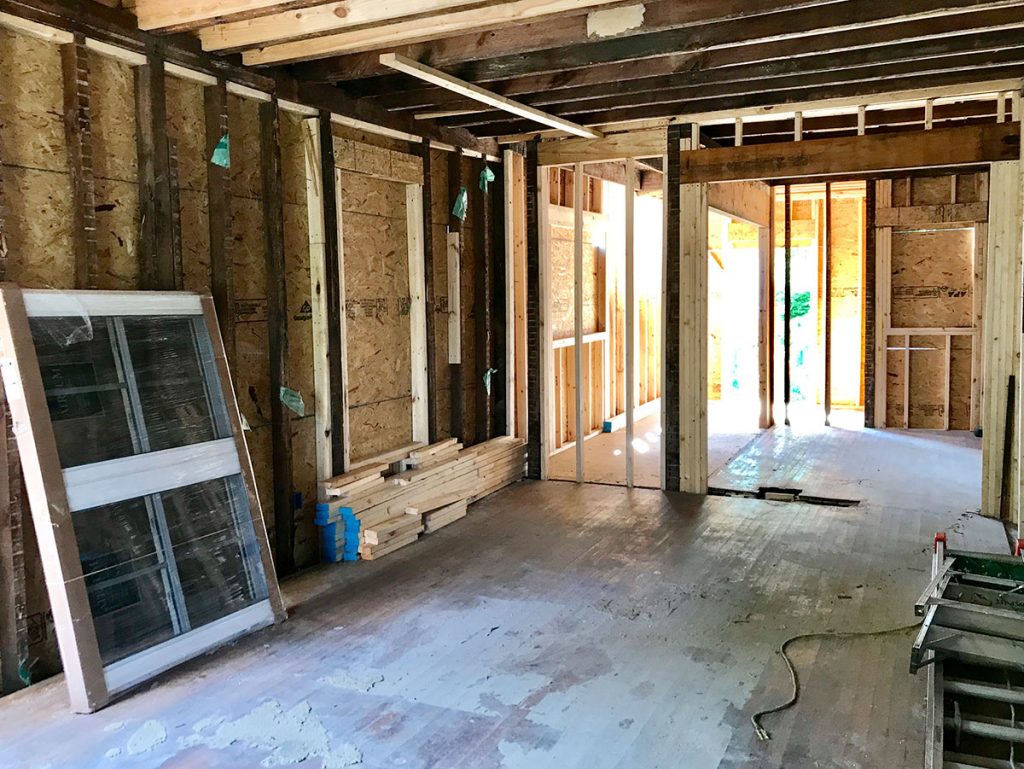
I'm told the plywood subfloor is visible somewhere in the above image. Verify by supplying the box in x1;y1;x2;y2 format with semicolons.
548;401;761;488
0;471;1002;769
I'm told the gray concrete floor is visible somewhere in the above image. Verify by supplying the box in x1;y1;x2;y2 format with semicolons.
0;428;1004;769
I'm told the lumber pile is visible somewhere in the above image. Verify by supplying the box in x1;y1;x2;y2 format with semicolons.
314;436;525;562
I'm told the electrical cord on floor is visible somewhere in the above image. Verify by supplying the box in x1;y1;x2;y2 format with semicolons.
751;620;924;741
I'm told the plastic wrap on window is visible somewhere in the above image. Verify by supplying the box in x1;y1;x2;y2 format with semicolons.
28;307;269;667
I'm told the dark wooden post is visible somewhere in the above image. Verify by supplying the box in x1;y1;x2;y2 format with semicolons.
663;124;683;491
204;78;234;365
448;149;464;442
525;141;542;478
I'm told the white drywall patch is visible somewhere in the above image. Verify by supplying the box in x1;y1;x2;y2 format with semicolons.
587;4;645;37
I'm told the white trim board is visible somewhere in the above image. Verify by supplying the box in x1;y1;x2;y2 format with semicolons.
23;290;203;318
63;438;241;512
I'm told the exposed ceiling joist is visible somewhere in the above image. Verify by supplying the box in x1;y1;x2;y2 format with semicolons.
243;0;627;65
136;0;325;31
379;52;603;139
296;0;846;83
199;0;496;51
380;25;1024;114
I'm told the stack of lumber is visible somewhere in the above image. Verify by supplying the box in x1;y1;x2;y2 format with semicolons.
314;436;525;563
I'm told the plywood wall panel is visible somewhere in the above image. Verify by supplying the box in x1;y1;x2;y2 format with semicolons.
2;167;75;288
227;94;262;201
908;335;946;429
950;336;973;431
890;228;972;329
886;345;906;427
92;178;139;289
0;30;66;173
179;188;211;292
164;76;206;194
89;53;136;184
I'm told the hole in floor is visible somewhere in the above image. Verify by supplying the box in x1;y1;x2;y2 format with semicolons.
708;486;860;508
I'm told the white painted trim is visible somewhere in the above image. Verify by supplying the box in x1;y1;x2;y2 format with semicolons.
104;601;274;694
84;39;147;66
0;12;73;43
23;290;203;318
226;82;273;102
332;112;420;145
64;438;241;512
279;99;318;117
407;184;429;444
164;62;218;86
447;232;462;365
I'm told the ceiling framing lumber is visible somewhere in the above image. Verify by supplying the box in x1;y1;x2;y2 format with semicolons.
136;0;327;31
471;68;1024;136
444;48;1024;130
380;25;1024;115
0;0;497;156
242;0;628;65
677;121;1020;183
379;53;602;139
202;0;551;52
297;0;1024;84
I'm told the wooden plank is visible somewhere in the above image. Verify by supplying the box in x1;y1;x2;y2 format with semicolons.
0;286;107;712
421;140;438;443
259;98;295;576
981;161;1021;519
824;181;832;426
708;180;772;227
539;130;664;166
573;162;584;484
662;125;681;491
60;34;98;290
380;54;601;139
513;151;528;440
903;333;911;428
874;180;893;429
407;183;429;445
245;0;625;65
679;125;708;493
199;0;489;49
679;123;1021;184
134;50;175;290
758;221;773;429
302;116;333;485
971;190;988;431
783;184;792;426
944;334;952;431
205;78;234;367
320;117;348;475
135;0;324;30
624;157;636;488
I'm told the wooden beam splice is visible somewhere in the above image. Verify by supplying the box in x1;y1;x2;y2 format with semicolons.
60;34;98;290
259;97;295;576
680;122;1021;183
134;48;175;290
379;53;602;140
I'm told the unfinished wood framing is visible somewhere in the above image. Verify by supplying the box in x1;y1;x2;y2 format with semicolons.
447;150;464;442
421;139;439;443
624;157;636;488
205;78;234;368
983;161;1022;520
408;183;429;445
678;126;709;494
662;124;681;491
572;162;585;483
758;222;773;430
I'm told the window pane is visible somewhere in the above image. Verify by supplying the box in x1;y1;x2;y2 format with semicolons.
123;317;229;452
161;476;268;630
72;498;176;665
30;318;137;467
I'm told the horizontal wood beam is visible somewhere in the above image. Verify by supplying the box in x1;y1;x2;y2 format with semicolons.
538;129;665;165
477;70;1024;137
678;121;1020;183
200;0;492;50
445;46;1024;129
243;0;626;65
306;0;1024;85
396;27;1024;117
379;53;602;139
136;0;326;32
0;0;496;156
708;181;772;227
876;201;989;226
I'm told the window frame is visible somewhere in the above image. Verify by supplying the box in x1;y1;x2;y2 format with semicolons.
0;286;284;712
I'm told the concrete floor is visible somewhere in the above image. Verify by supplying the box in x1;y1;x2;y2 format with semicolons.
0;423;1002;769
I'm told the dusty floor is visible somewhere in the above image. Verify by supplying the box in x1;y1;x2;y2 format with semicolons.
0;430;1003;769
548;401;761;488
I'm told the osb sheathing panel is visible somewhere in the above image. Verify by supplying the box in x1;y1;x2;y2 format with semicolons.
244;424;275;535
340;171;413;458
890;228;972;328
165;75;207;194
228;94;262;202
89;53;136;184
950;336;973;430
290;416;318;566
549;215;601;340
909;335;946;429
886;346;906;427
93;178;140;289
0;30;66;173
180;188;211;292
2;167;75;288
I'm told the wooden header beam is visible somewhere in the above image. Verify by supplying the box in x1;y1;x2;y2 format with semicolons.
679;121;1020;183
380;53;602;139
